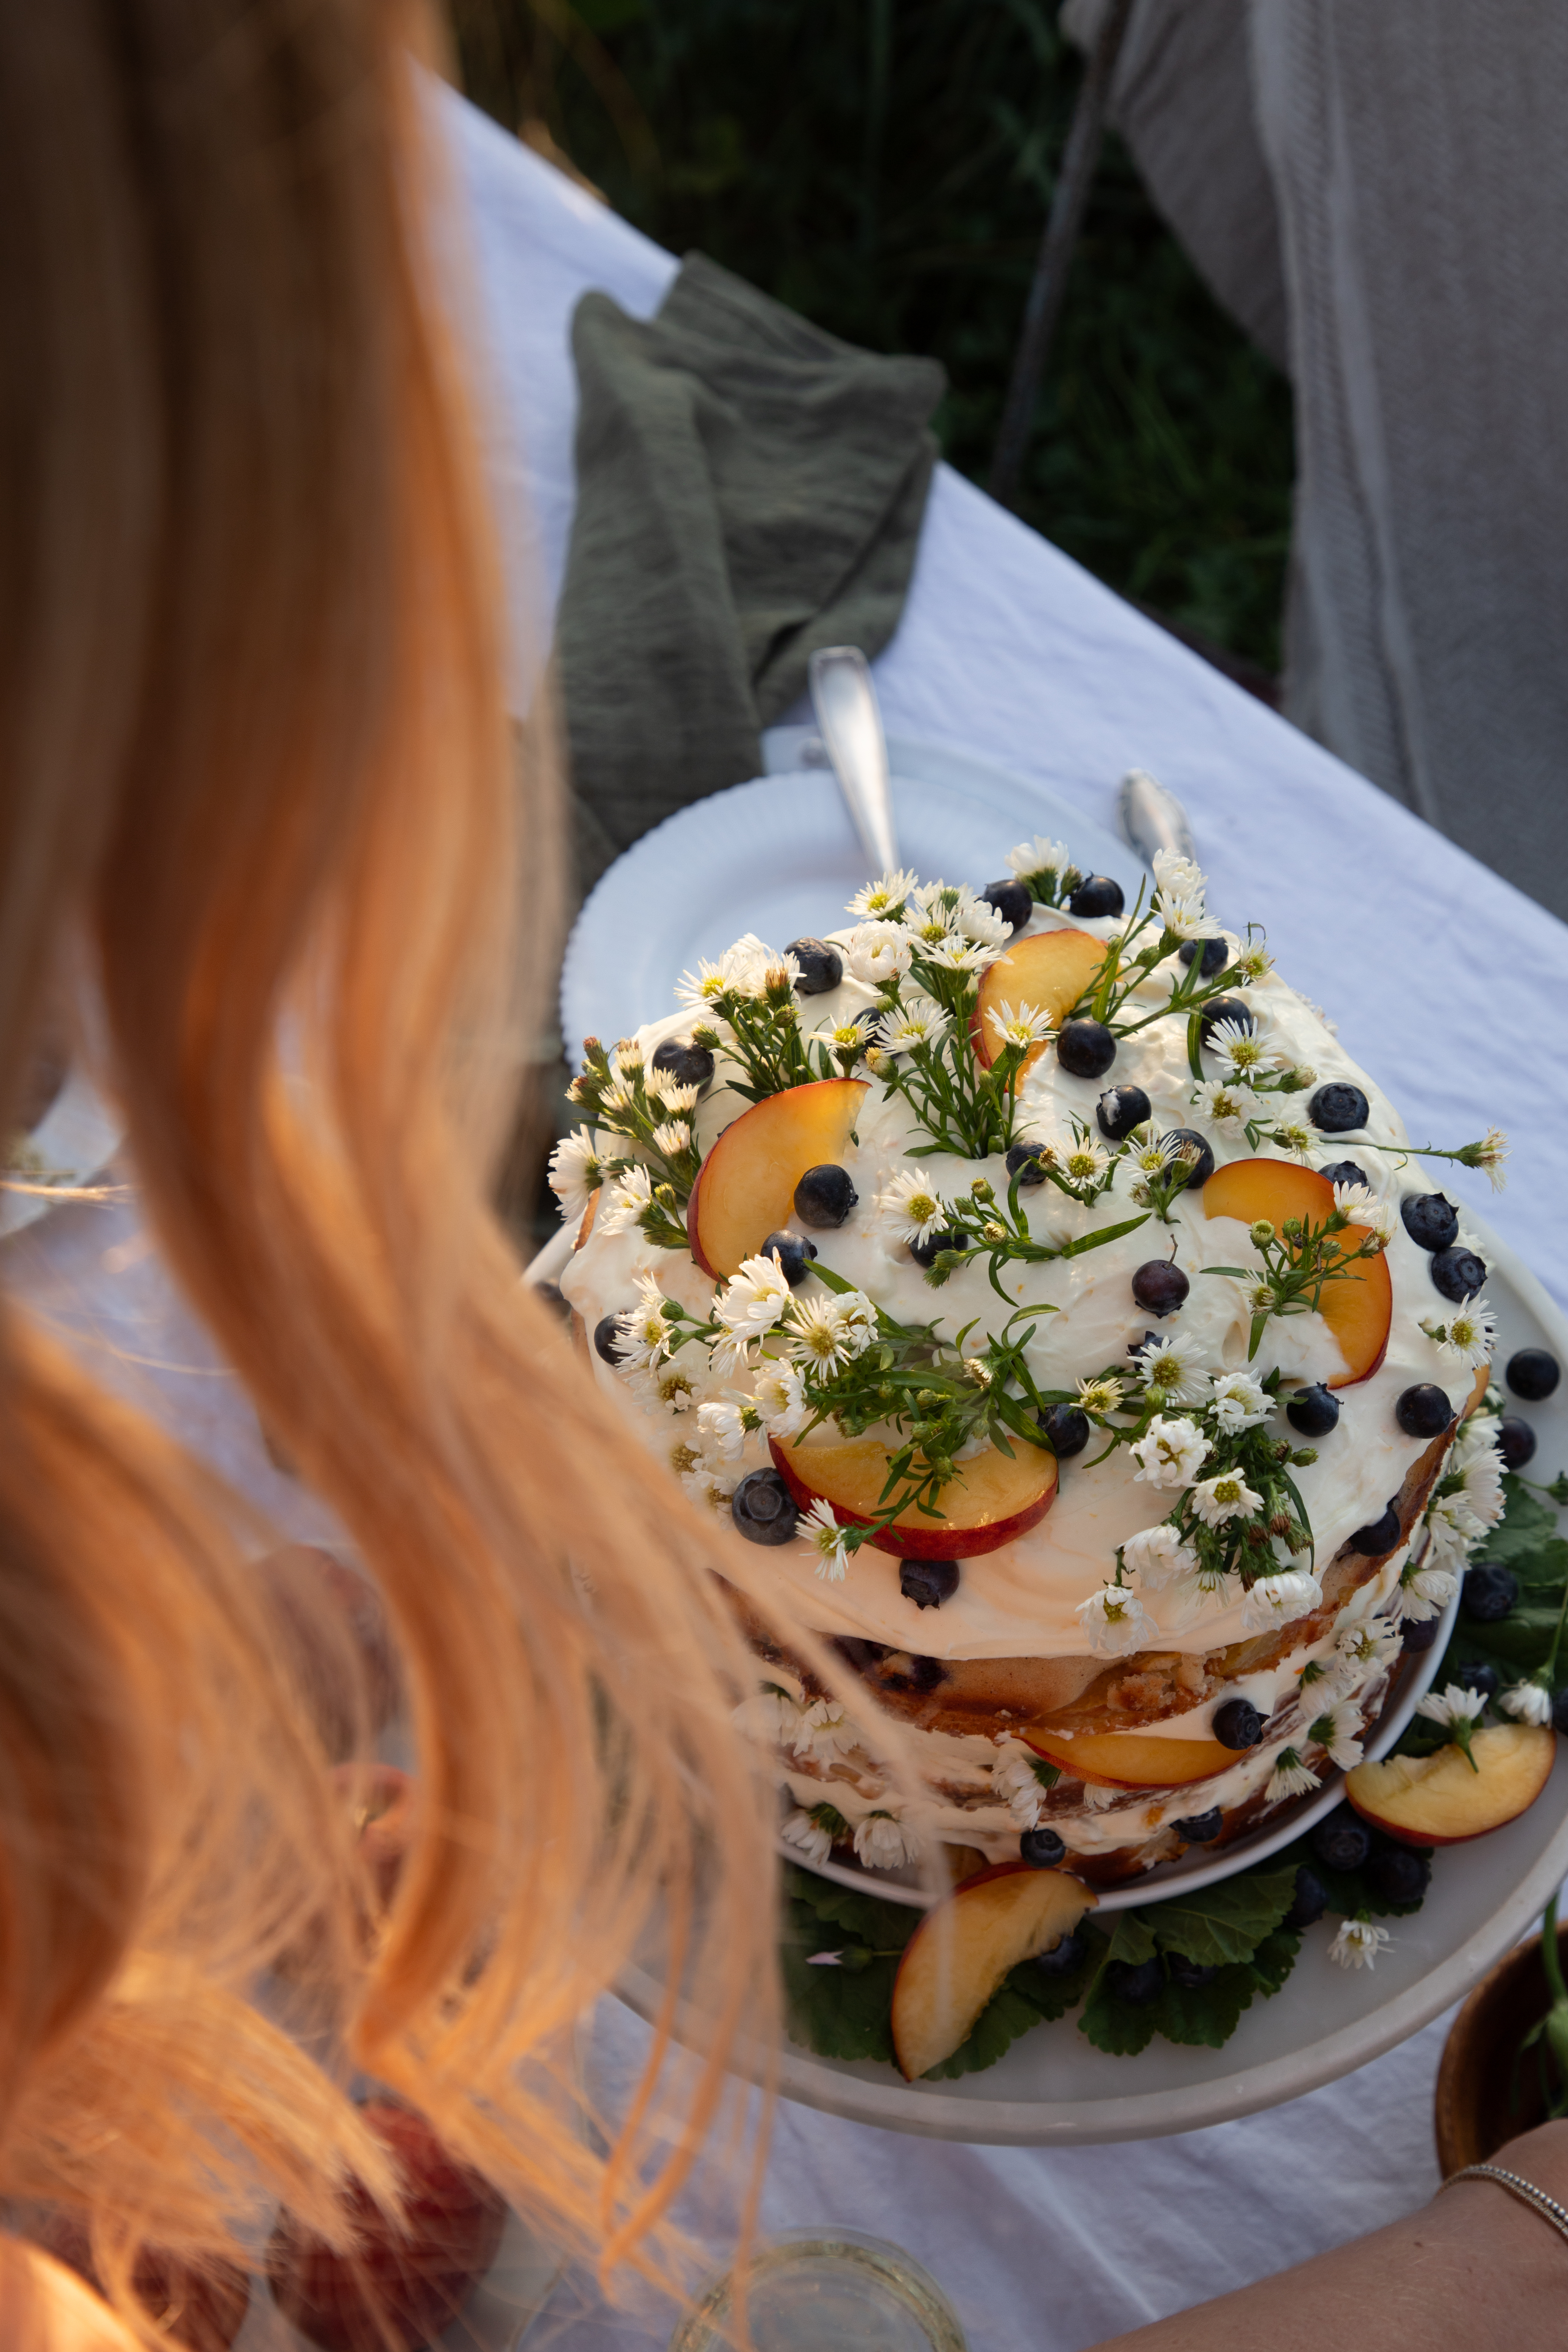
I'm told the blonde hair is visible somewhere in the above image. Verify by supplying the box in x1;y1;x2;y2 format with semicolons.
0;1;782;2336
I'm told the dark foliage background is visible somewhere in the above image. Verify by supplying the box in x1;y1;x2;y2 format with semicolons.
451;0;1295;672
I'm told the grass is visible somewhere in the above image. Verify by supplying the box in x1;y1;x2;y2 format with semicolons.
453;0;1295;672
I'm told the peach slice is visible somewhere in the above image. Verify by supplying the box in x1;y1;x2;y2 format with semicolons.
685;1077;868;1280
1023;1726;1241;1789
971;928;1106;1071
890;1863;1096;2079
1462;1360;1491;1419
1346;1723;1555;1846
769;1430;1057;1559
1204;1158;1392;1387
574;1188;599;1252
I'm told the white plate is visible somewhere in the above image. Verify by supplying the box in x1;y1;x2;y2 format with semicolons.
1;1066;123;1239
557;732;1132;1060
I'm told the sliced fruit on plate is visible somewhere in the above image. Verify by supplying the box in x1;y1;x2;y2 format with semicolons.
1203;1158;1392;1387
1023;1726;1240;1789
686;1078;868;1279
970;929;1106;1072
1345;1722;1555;1845
769;1429;1057;1559
891;1863;1096;2080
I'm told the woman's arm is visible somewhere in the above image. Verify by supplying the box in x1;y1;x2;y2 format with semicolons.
1092;2122;1568;2352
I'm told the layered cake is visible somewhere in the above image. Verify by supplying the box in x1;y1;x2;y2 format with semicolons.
554;842;1508;1884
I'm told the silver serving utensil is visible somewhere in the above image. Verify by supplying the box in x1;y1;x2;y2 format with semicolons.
1117;767;1195;868
808;645;900;876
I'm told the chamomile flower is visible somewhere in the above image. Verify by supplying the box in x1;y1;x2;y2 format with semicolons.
854;1810;920;1870
696;1398;761;1459
1006;835;1074;885
1501;1681;1554;1727
752;1360;808;1438
614;1274;675;1372
1210;1370;1271;1431
1306;1700;1364;1771
732;1687;802;1746
845;920;913;985
949;887;1012;948
1191;1078;1258;1134
787;1293;875;1375
1061;1137;1110;1189
547;1126;603;1220
1189;1470;1264;1529
1121;1522;1199;1591
1393;1561;1459;1623
1076;1579;1156;1656
922;934;996;976
798;1497;850;1582
992;1743;1050;1826
650;1118;692;1159
1265;1747;1321;1803
1207;1019;1272;1079
1231;945;1273;985
880;996;950;1052
1331;1180;1380;1221
646;1070;700;1112
1270;1122;1319;1163
847;868;919;920
1333;1619;1403;1686
1351;1197;1399;1248
1075;1374;1126;1418
876;1167;948;1248
674;936;770;1009
1329;1918;1391;1971
1420;1298;1498;1370
985;998;1055;1050
1125;1131;1181;1182
780;1808;833;1866
792;1699;860;1764
1240;1571;1322;1633
715;1254;793;1340
1462;1126;1510;1192
597;1164;655;1235
1130;1414;1209;1490
1137;1334;1213;1409
612;1035;644;1072
1416;1682;1488;1731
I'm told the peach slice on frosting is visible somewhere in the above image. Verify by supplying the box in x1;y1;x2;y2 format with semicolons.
769;1429;1057;1559
685;1077;867;1280
1203;1158;1392;1387
970;928;1105;1072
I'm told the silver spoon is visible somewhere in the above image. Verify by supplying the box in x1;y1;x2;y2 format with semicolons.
808;645;900;877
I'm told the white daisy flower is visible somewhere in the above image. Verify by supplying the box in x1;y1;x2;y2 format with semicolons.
1329;1918;1391;1971
650;1118;692;1158
847;868;920;919
597;1164;655;1235
854;1810;921;1870
1121;1522;1199;1591
1352;1199;1399;1250
1416;1682;1488;1730
616;1272;676;1372
1207;1020;1272;1079
1265;1747;1321;1803
1306;1700;1365;1771
1189;1470;1264;1529
1502;1681;1554;1727
1006;834;1073;884
880;995;950;1052
876;1167;949;1248
732;1688;802;1746
1130;1414;1209;1490
674;936;771;1009
1333;1619;1403;1686
1081;1780;1121;1811
1271;1122;1319;1164
921;934;995;976
1076;1580;1156;1656
645;1068;700;1112
1420;1298;1498;1372
1075;1374;1126;1417
845;920;914;986
792;1698;861;1763
752;1360;809;1438
1240;1571;1322;1633
780;1808;834;1867
948;887;1013;949
799;1497;851;1582
1061;1136;1110;1188
1331;1180;1380;1221
1190;1077;1259;1134
985;998;1054;1051
696;1398;758;1459
991;1745;1049;1827
1210;1370;1271;1432
547;1126;603;1220
1137;1334;1213;1409
715;1254;794;1339
1231;945;1273;985
1393;1562;1459;1623
1464;1126;1510;1193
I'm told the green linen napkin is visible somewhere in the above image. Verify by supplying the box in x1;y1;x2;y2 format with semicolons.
557;252;945;897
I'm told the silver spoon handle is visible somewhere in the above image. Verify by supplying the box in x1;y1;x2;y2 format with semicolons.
808;645;899;876
1117;766;1195;867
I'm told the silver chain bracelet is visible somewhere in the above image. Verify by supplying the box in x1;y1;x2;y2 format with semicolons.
1441;2164;1568;2248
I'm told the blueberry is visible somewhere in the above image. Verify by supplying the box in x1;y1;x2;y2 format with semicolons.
1170;1808;1223;1844
906;1655;948;1692
1132;1260;1190;1317
759;1231;818;1287
1006;1141;1048;1187
1057;1019;1117;1080
1396;1383;1453;1439
900;1558;959;1610
1317;1160;1371;1193
1367;1847;1431;1905
1400;1191;1459;1253
1178;937;1229;978
1430;1246;1487;1302
1020;1825;1066;1868
1311;1808;1371;1873
1508;1347;1560;1401
1199;995;1255;1042
1460;1661;1501;1703
1462;1563;1519;1623
1553;1689;1568;1738
794;1164;858;1228
1213;1697;1264;1751
980;878;1033;933
1499;1417;1538;1472
651;1035;715;1091
1068;874;1124;919
1401;1614;1442;1653
1097;1084;1152;1142
835;1635;890;1672
1282;1866;1328;1931
909;1225;966;1269
784;937;843;995
730;1470;799;1547
1159;1129;1216;1191
1309;1083;1370;1134
1348;1502;1401;1556
1032;1926;1089;1978
1039;1403;1090;1459
1107;1955;1164;2005
1166;1953;1219;1989
1287;1384;1340;1438
593;1313;627;1365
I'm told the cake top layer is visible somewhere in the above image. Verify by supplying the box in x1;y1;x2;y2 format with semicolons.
556;842;1507;1663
